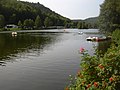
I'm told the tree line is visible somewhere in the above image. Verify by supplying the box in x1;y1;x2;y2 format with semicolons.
0;0;99;30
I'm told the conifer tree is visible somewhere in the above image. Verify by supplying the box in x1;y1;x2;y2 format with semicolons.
35;15;42;29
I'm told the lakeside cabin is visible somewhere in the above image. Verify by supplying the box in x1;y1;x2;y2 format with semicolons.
5;24;18;29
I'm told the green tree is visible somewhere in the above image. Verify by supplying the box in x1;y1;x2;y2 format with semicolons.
24;19;29;28
82;22;86;29
29;19;34;29
99;0;120;32
77;22;82;29
35;15;42;29
0;14;5;28
18;20;22;28
23;19;34;29
44;17;52;28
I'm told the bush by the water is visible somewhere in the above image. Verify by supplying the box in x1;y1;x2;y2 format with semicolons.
65;30;120;90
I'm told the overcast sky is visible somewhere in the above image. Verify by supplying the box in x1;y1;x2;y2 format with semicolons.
20;0;104;19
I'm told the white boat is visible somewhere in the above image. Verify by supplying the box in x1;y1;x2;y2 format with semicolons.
12;32;17;36
86;36;111;41
78;31;83;34
86;36;94;41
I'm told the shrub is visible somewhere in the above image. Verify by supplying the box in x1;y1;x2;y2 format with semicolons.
112;29;120;48
66;42;120;90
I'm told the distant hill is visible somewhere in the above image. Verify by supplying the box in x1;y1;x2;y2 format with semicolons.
72;17;98;24
84;17;98;24
72;17;98;28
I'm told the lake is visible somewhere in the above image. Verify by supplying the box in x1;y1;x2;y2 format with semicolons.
0;29;110;90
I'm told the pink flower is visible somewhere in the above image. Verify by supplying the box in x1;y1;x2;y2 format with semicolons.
80;48;85;53
109;77;114;82
98;64;104;69
94;82;99;87
87;84;91;89
65;87;69;90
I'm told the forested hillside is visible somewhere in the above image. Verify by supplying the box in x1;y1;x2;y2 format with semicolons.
72;17;98;29
84;17;98;25
0;0;99;30
0;0;70;29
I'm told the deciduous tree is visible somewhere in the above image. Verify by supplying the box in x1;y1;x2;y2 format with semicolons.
99;0;120;32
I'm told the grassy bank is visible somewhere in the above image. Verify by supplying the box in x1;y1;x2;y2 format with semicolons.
0;28;22;31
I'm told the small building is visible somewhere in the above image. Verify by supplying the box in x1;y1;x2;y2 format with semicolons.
5;24;18;29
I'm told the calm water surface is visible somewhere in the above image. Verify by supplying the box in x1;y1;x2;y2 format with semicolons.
0;29;110;90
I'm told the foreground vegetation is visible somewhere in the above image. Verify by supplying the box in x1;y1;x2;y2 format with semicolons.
66;0;120;89
65;30;120;90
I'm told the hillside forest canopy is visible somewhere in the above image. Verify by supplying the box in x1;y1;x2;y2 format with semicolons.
0;0;98;30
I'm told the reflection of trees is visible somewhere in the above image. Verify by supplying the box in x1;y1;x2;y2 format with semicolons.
0;33;61;66
97;40;111;54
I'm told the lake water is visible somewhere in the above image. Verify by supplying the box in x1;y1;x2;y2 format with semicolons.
0;29;110;90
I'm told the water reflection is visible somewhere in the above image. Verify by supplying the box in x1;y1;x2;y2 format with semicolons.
0;33;61;65
0;29;111;90
0;30;111;66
